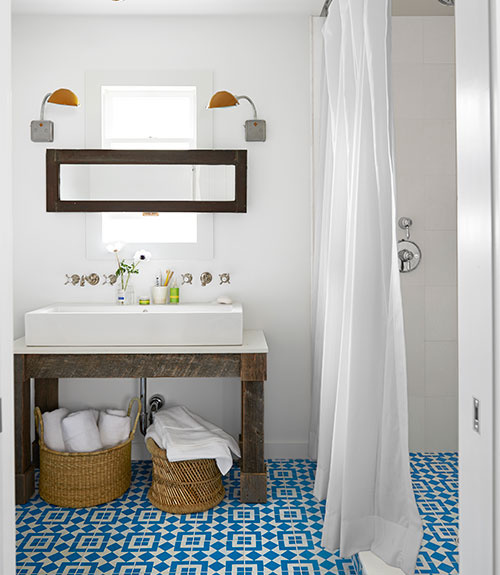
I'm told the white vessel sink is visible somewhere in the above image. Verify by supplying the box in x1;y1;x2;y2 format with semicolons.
25;302;243;347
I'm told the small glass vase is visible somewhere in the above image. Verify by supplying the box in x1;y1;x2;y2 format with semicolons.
116;283;135;305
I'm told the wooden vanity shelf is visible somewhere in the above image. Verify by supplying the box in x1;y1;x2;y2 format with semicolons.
13;330;268;505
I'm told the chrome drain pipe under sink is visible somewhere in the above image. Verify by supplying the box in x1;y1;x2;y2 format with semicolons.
139;377;165;435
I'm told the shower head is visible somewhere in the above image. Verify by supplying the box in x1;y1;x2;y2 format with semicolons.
438;0;454;6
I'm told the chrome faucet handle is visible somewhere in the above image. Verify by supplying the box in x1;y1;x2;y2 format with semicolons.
219;273;231;285
181;273;193;285
398;216;413;240
86;273;100;286
200;272;213;287
103;274;117;286
65;274;80;286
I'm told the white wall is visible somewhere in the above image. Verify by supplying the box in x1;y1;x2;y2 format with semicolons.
12;15;312;458
393;16;458;452
1;0;16;573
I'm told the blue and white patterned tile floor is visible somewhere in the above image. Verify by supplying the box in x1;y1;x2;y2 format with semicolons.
410;453;458;575
16;453;458;575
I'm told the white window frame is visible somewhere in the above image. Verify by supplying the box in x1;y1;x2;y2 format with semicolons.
84;70;214;261
101;85;197;150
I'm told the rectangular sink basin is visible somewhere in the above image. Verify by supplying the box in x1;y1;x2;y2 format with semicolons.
25;302;243;347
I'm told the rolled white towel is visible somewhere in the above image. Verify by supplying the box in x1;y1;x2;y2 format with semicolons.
61;410;103;453
42;408;69;452
99;412;130;448
106;409;127;417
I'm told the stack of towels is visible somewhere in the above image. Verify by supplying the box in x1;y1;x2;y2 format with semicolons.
145;405;241;475
42;407;131;453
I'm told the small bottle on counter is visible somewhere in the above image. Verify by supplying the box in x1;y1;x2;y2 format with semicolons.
169;280;179;304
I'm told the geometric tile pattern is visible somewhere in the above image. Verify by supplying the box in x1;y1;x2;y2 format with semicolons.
410;452;458;575
352;452;459;575
16;454;458;575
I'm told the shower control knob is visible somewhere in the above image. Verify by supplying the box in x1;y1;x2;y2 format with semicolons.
398;249;414;262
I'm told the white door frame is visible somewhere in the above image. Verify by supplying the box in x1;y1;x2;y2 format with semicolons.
1;3;499;575
456;0;497;573
0;0;15;573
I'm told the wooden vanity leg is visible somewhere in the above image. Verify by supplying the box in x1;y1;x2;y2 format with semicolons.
32;378;59;467
240;379;267;503
14;355;35;504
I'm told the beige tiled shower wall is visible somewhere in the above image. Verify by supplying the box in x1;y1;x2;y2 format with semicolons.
393;16;457;452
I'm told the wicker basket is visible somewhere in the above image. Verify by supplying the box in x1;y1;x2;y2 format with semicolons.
34;398;141;508
146;437;225;514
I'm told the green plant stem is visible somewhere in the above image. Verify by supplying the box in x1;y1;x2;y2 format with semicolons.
124;262;139;291
115;253;125;289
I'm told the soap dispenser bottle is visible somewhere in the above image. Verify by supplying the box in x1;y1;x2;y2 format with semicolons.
169;279;179;304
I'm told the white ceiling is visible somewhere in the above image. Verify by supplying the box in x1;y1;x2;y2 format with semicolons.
11;0;454;17
12;0;326;16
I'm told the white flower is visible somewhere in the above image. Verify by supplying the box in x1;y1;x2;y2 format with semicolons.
106;242;124;254
133;249;152;263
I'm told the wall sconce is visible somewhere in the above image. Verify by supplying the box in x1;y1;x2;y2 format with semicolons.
31;88;80;142
207;91;266;142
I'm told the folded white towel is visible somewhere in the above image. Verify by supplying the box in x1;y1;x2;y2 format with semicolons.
145;406;241;475
99;411;131;448
42;408;69;452
61;410;103;453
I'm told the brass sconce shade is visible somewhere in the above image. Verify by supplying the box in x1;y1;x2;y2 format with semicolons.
208;90;266;142
31;88;80;143
47;88;80;107
207;91;240;109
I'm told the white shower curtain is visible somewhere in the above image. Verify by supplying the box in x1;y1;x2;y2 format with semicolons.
310;1;423;574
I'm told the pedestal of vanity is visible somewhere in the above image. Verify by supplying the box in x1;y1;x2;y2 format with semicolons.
13;330;268;505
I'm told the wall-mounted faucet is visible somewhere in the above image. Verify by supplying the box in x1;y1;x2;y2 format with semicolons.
200;272;213;287
65;273;118;286
219;273;231;285
65;273;101;286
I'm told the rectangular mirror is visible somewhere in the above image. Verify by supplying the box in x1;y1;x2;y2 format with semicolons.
46;149;247;212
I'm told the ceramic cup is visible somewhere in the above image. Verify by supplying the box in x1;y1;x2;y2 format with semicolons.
151;286;168;305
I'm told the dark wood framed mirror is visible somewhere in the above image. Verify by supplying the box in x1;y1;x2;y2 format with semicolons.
46;149;247;213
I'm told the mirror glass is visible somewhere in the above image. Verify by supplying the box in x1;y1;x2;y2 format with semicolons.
60;164;236;202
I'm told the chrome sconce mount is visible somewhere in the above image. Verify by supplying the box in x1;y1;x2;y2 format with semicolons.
207;91;266;142
31;88;79;143
398;217;422;273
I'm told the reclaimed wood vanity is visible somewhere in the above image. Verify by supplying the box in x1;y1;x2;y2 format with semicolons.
13;330;268;505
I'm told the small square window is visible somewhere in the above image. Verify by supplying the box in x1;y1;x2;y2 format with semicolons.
85;70;214;260
102;86;197;148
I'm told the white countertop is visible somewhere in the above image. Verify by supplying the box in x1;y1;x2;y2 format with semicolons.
14;329;268;355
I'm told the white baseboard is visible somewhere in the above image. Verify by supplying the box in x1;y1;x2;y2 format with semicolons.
264;442;309;459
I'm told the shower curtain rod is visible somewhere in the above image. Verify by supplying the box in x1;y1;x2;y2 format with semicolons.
320;0;333;16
